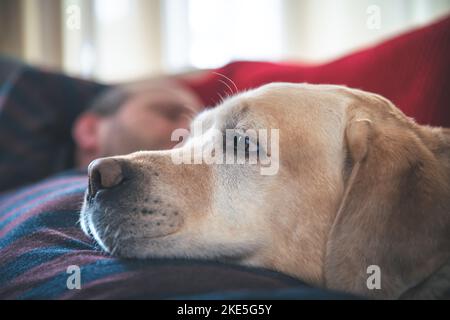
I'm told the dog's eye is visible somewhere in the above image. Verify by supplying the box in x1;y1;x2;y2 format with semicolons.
234;136;259;156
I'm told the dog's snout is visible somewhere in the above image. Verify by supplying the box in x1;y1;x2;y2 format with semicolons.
88;158;124;197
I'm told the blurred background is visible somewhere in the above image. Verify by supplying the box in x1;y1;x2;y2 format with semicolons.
1;0;449;83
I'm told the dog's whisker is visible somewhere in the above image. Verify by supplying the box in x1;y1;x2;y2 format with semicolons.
110;242;118;256
216;92;225;104
114;228;121;240
103;224;110;236
218;79;234;97
110;227;122;256
213;71;239;94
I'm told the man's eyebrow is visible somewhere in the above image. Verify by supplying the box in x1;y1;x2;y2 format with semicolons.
151;102;191;111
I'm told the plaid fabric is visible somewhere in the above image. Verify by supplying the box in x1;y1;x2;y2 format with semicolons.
0;59;108;192
0;170;352;300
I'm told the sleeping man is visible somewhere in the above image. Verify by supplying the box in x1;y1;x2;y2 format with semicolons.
0;66;203;192
72;80;203;168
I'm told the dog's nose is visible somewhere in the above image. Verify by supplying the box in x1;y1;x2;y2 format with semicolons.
88;158;124;197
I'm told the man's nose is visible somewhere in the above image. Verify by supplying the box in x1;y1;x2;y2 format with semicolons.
88;158;124;197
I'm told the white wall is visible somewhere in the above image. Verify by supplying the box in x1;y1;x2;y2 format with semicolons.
282;0;450;63
94;0;162;82
60;0;450;81
6;0;450;81
162;0;284;72
63;0;96;78
63;0;162;82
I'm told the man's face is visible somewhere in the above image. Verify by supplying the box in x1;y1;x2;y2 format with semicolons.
97;86;202;157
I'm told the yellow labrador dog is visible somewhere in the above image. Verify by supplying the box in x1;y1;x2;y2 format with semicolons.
80;83;450;299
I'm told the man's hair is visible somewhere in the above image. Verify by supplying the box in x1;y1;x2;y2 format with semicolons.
86;78;187;116
87;86;131;116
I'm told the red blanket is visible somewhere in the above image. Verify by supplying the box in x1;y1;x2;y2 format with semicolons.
183;16;450;128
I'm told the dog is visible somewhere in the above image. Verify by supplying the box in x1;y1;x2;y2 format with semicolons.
80;83;450;299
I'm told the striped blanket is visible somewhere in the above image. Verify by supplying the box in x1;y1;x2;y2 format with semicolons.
0;170;353;300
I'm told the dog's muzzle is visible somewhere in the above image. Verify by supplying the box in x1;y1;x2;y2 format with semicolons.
81;157;184;255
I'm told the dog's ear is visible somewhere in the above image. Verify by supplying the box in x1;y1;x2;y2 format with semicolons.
324;100;450;299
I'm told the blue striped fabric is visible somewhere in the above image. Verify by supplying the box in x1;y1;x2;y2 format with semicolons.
0;170;351;300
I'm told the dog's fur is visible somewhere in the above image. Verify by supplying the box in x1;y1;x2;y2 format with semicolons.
80;83;450;299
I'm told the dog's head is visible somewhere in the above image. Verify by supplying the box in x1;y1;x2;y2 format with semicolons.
80;83;450;299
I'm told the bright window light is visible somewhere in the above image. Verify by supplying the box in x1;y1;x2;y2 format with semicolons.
162;0;284;72
95;0;133;23
188;0;283;69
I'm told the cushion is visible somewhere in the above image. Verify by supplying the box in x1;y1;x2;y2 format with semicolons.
0;59;108;192
182;16;450;128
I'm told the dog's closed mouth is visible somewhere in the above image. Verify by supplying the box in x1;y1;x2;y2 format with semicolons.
107;231;180;257
118;231;178;243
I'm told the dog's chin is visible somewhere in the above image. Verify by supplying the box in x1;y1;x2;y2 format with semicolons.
79;187;186;256
79;206;181;258
79;208;108;251
103;234;180;259
80;195;261;261
81;221;178;258
108;238;259;263
80;211;260;261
